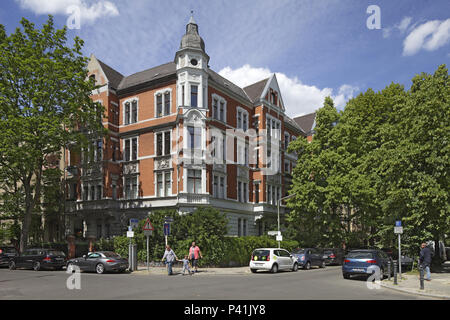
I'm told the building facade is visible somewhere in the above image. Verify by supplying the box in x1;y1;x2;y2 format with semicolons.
64;17;305;239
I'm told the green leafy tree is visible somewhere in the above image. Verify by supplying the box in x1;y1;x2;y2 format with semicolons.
0;16;104;252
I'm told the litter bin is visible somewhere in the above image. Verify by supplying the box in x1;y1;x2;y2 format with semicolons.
128;243;138;271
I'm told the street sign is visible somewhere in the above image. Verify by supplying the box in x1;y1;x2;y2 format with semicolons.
268;231;280;236
164;216;174;223
395;221;402;227
394;226;403;234
143;218;154;231
276;235;283;242
130;218;139;229
143;230;153;236
127;231;134;238
163;223;170;236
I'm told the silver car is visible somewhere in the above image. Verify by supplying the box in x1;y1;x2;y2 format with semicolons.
67;251;128;274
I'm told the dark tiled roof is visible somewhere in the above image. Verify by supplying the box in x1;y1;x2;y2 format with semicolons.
97;59;124;90
207;69;251;102
118;62;177;91
294;112;316;134
285;116;305;135
243;78;269;103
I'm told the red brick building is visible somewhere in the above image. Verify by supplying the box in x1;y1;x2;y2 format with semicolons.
64;16;305;239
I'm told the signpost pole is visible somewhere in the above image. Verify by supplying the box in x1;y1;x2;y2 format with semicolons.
147;235;149;272
398;233;402;279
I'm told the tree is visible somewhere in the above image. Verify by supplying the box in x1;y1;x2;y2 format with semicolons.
0;16;104;252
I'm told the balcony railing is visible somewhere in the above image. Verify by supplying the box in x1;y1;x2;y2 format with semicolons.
178;193;210;204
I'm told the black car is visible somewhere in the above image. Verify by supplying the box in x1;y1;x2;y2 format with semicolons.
322;248;345;265
9;248;66;271
0;246;17;267
67;251;128;274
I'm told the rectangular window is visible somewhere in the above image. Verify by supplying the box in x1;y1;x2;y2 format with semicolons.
237;111;242;129
125;102;130;125
254;184;259;203
164;92;170;115
243;183;247;203
213;175;218;197
245;145;249;166
124;139;130;161
96;185;102;200
267;149;271;168
157;133;163;156
220;177;225;199
83;186;88;201
187;169;202;193
90;185;95;201
132;177;138;199
112;184;117;200
132;138;137;160
164;131;171;155
222;133;226;162
267;185;271;204
238;181;242;202
220;101;224;121
243;113;247;131
211;136;216;158
96;140;102;162
213;99;218;119
272;187;276;205
188;126;201;149
191;85;198;107
157;94;163;117
157;173;163;197
164;172;171;196
132;100;138;123
182;85;185;106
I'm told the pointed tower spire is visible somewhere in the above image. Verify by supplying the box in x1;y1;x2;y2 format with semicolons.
189;10;196;24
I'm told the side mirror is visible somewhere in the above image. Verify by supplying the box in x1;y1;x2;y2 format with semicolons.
83;255;87;259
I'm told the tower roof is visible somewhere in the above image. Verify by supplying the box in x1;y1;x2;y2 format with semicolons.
179;13;205;52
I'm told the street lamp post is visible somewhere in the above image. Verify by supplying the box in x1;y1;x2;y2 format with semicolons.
277;194;296;248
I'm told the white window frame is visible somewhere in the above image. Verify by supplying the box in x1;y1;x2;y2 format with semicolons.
212;93;227;122
122;97;139;125
123;136;139;162
154;129;172;156
154;88;173;118
236;106;249;131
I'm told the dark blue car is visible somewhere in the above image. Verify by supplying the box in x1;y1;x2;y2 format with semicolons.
291;248;326;270
342;249;393;279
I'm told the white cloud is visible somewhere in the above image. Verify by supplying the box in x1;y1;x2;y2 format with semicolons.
383;16;412;39
403;19;450;56
15;0;119;24
219;64;358;118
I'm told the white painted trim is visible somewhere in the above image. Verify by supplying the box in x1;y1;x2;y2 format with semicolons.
154;87;173;118
122;96;139;126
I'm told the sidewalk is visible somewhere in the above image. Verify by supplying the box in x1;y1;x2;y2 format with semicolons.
132;263;251;276
380;263;450;299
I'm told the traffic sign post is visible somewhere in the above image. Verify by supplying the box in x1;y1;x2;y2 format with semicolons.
163;223;170;247
143;218;154;271
129;218;139;229
394;221;403;279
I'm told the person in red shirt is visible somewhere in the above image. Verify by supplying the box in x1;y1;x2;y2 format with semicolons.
189;241;203;273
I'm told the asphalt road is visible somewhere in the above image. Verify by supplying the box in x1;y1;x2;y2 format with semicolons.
0;265;433;300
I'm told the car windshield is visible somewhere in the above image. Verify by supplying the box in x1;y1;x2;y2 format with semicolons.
347;251;374;259
48;250;65;256
292;249;305;254
103;252;121;258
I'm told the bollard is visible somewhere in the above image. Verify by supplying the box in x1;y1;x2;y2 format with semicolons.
419;263;424;290
393;260;398;285
387;260;391;281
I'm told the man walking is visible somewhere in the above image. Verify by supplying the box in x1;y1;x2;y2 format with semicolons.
189;241;203;273
419;243;432;281
161;245;178;276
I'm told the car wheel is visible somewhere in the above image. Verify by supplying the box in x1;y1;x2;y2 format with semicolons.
304;261;311;270
250;269;257;273
9;261;16;270
270;264;278;273
343;273;350;279
292;263;298;272
33;261;41;271
96;263;105;274
320;261;326;268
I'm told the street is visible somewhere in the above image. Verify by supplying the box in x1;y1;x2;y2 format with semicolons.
0;266;434;300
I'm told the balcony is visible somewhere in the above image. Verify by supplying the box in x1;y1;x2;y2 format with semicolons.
65;199;119;213
178;193;210;204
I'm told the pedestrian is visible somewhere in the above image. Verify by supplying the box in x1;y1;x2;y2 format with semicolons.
161;245;178;276
179;255;193;275
419;242;432;281
189;241;203;273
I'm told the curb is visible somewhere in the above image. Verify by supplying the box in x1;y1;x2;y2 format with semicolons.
379;282;450;300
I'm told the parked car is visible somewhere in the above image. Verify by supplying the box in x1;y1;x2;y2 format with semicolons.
322;248;345;265
9;248;66;271
0;246;17;267
342;249;393;279
249;248;298;273
66;251;128;274
291;248;326;270
381;248;414;271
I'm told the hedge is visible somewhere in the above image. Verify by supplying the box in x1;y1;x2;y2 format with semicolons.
113;235;299;267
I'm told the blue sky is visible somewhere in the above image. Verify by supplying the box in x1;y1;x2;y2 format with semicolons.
1;0;449;117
